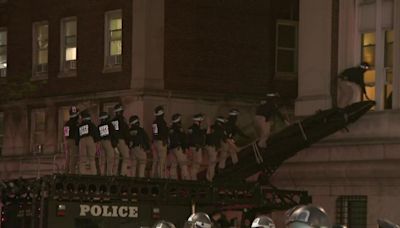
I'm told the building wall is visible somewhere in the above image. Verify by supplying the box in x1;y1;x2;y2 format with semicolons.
1;0;133;97
286;0;400;227
164;0;299;99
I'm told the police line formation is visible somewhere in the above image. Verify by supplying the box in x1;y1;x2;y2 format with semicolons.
63;93;285;181
151;204;333;228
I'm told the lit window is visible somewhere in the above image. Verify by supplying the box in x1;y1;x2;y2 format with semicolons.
60;17;77;74
276;20;298;76
336;196;367;228
384;30;393;109
31;109;46;154
0;28;7;78
361;32;376;102
104;10;122;70
33;22;49;77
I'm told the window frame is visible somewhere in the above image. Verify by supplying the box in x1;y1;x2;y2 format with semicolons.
32;21;49;80
30;108;46;154
59;17;77;77
275;19;299;78
103;9;123;72
0;27;7;78
336;195;367;228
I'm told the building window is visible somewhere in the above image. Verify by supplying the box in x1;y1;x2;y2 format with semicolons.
33;22;49;78
60;17;77;75
104;10;122;70
30;109;46;154
0;112;4;156
336;196;367;228
361;32;376;102
384;30;393;109
0;28;7;78
275;20;298;76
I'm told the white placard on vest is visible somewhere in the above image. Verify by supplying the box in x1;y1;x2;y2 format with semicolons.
112;121;119;131
152;124;158;134
99;125;110;137
64;126;70;137
79;125;89;136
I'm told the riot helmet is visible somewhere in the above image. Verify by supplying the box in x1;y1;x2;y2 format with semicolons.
113;103;124;115
228;108;239;116
260;92;280;105
152;220;176;228
172;113;182;123
129;115;140;126
193;113;204;123
216;116;226;125
184;212;212;228
286;205;331;228
251;215;275;228
80;110;91;121
154;105;165;116
360;61;370;70
99;111;109;121
69;106;79;119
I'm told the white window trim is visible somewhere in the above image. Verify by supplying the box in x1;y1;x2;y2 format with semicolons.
58;17;77;78
32;21;49;80
0;27;7;78
355;0;397;110
275;20;298;79
103;9;123;73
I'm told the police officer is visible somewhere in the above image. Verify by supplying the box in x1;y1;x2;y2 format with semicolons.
255;93;288;148
205;116;227;181
151;105;169;178
78;110;100;175
286;205;331;228
97;111;118;176
251;215;275;228
187;113;207;180
219;108;250;169
128;115;150;178
168;113;190;180
111;104;131;176
152;220;176;228
184;212;213;228
337;62;371;108
63;106;80;174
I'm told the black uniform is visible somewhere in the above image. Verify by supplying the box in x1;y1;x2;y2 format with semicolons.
225;120;248;140
152;117;169;144
111;115;131;145
78;119;100;142
187;123;206;149
206;122;227;149
340;66;367;95
98;118;118;175
78;118;100;175
98;119;118;147
256;101;286;122
64;117;79;174
64;118;79;145
129;125;150;150
168;123;187;151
